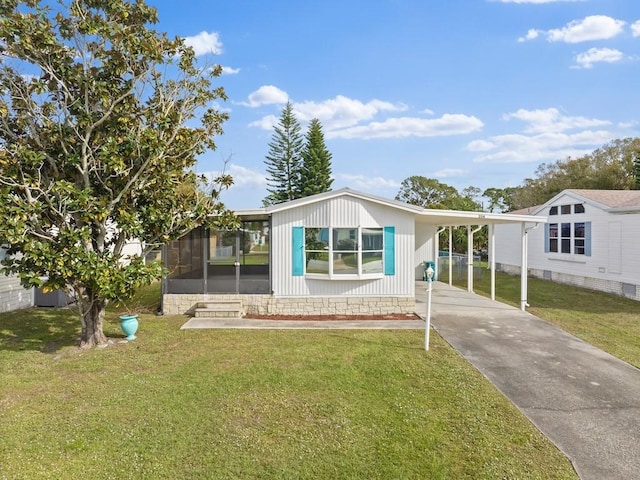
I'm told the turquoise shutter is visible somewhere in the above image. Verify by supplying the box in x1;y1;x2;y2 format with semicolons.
585;222;592;257
384;226;395;276
544;224;549;253
292;226;304;276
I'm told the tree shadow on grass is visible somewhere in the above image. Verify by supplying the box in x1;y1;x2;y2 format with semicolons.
0;307;80;353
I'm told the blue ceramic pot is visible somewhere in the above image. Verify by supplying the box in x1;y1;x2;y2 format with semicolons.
119;314;139;341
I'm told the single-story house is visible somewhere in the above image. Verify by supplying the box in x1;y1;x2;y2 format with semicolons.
494;189;640;301
161;188;545;317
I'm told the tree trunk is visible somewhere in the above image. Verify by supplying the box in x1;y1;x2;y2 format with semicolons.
79;294;108;349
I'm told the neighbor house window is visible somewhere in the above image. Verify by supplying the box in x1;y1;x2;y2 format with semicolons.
548;223;558;253
545;221;591;256
293;226;392;278
574;222;585;255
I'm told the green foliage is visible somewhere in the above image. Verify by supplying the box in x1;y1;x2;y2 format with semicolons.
298;118;334;196
263;101;304;205
0;0;231;346
396;177;483;252
396;176;481;211
482;187;516;213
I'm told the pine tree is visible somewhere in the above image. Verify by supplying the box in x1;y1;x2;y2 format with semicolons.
298;118;334;196
263;101;304;205
635;155;640;190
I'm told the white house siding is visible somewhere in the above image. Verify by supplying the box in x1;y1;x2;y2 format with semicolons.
270;195;416;299
495;192;640;301
0;275;33;313
414;222;438;280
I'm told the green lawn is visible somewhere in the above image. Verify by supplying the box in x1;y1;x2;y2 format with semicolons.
441;268;640;369
0;285;577;479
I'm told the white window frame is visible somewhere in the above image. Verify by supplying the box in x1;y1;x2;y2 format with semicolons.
304;226;384;279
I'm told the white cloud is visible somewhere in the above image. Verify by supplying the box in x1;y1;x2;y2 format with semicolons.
248;114;279;130
630;20;640;37
221;66;240;75
503;108;611;133
336;174;401;190
433;169;467;178
246;91;482;140
183;31;223;56
242;85;289;108
546;15;625;43
470;130;614;163
574;47;624;69
469;106;616;164
518;29;540;42
328;114;484;140
293;95;407;130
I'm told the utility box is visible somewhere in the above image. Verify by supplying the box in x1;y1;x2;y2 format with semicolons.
35;288;69;307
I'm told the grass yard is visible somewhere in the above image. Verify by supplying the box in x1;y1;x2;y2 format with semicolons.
441;268;640;369
0;284;577;479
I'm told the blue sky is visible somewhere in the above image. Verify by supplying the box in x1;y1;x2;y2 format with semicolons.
148;0;640;210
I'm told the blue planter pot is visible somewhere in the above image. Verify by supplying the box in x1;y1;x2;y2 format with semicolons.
119;314;139;341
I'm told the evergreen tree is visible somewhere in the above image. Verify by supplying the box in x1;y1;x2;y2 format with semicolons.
263;101;304;205
634;155;640;190
298;118;334;196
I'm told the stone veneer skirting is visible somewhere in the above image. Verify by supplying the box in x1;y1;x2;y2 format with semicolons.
162;293;416;317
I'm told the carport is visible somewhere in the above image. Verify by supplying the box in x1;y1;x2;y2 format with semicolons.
415;209;546;311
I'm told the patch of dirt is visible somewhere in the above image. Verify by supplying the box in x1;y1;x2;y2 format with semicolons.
245;313;422;321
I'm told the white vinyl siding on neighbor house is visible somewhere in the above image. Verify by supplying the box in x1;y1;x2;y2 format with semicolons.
271;195;416;298
495;191;640;300
0;247;34;313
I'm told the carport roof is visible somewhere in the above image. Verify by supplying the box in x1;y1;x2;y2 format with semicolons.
234;187;545;226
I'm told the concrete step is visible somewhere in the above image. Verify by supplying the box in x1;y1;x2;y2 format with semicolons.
194;300;243;318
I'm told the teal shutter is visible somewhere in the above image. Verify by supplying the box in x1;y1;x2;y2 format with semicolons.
292;226;304;276
384;226;395;276
585;222;592;257
544;224;549;253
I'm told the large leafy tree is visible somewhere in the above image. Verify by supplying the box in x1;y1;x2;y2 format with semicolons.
263;101;303;205
0;0;232;347
298;118;333;196
482;187;517;213
396;176;466;209
396;176;482;252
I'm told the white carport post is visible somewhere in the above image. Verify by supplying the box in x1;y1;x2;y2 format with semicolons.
448;227;453;286
520;222;540;311
489;222;496;301
520;222;529;311
436;227;446;280
467;225;483;293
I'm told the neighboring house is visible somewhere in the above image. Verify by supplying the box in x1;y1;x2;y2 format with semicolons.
0;247;34;313
162;188;541;317
494;189;640;301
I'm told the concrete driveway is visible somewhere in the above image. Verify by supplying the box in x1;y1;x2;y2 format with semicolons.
419;281;640;480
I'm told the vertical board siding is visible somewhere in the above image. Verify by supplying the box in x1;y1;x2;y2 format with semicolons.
271;197;415;297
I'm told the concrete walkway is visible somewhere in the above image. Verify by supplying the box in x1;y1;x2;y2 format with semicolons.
421;281;640;480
